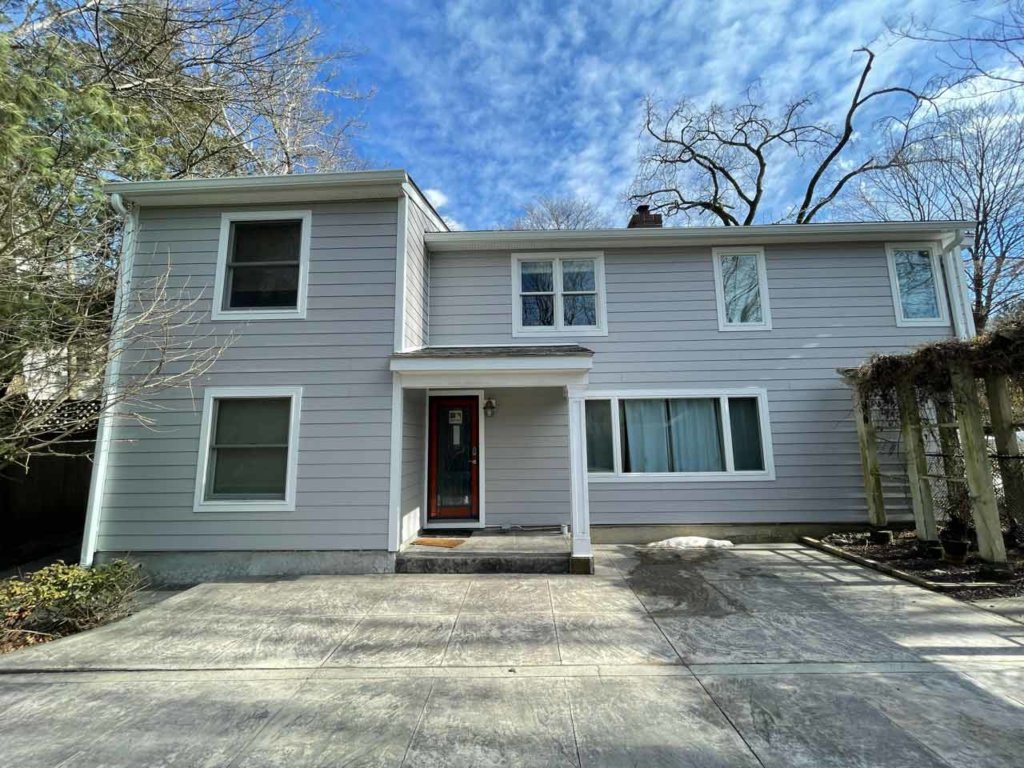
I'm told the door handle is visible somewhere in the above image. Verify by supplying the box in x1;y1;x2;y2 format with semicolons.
470;459;478;465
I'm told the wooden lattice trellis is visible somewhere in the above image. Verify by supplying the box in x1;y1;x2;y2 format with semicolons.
842;323;1024;566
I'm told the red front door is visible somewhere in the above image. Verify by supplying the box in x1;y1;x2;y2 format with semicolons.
427;396;480;521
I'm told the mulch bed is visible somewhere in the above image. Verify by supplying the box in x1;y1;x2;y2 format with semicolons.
821;530;1024;600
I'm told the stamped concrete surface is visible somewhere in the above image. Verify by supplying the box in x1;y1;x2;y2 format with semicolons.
1;545;1023;767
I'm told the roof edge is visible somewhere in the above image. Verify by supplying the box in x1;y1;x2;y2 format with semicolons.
104;169;410;207
424;220;976;252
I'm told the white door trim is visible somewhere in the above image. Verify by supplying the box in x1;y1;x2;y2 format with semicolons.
422;389;486;530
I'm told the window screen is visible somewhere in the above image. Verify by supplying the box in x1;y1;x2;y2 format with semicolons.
207;398;291;498
225;220;302;309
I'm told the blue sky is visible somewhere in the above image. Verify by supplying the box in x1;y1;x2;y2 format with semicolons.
328;0;1007;230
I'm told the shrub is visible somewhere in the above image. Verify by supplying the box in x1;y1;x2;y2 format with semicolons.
1;560;143;652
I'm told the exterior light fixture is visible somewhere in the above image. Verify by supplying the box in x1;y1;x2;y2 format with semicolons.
483;398;497;417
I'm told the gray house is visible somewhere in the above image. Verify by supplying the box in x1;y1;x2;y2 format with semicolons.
80;170;975;577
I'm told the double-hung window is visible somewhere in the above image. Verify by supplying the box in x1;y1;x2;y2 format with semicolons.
712;247;771;331
886;243;948;326
512;252;607;336
583;390;774;481
213;211;312;320
194;387;302;511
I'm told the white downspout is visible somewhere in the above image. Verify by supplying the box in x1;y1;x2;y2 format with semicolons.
80;193;137;566
941;229;976;340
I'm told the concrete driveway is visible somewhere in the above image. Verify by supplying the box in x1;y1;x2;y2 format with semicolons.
1;544;1022;767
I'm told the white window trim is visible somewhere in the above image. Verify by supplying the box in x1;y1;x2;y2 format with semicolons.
212;210;312;321
193;386;302;512
885;242;950;327
511;252;608;337
583;387;775;483
712;246;772;331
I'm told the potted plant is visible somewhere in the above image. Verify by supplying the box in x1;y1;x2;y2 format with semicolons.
939;492;972;563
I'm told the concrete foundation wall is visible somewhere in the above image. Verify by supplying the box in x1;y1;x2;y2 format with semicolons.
98;550;395;586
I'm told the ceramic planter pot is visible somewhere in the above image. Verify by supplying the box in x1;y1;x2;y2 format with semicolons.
942;540;969;563
869;529;893;545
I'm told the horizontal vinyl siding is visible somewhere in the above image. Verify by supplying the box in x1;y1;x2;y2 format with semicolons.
429;243;953;526
98;201;398;553
482;388;569;527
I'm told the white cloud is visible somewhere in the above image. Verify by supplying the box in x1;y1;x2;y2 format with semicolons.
442;215;465;231
351;0;1008;228
423;188;449;209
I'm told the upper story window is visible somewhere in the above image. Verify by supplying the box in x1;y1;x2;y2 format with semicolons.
886;243;949;326
712;246;771;331
583;389;775;482
213;210;312;320
512;252;608;336
194;386;302;512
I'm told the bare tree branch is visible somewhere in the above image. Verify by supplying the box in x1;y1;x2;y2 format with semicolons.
631;48;930;226
507;196;611;230
850;98;1024;329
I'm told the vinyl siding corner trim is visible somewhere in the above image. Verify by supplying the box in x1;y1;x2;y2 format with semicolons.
193;386;303;513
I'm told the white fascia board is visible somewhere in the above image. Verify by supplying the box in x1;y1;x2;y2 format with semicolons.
390;356;593;373
397;370;590;390
105;170;409;207
424;221;977;252
402;181;449;233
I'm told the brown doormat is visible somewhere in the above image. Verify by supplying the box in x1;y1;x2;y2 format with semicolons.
412;537;465;548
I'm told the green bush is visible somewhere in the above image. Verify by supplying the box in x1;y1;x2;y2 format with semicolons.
1;560;143;651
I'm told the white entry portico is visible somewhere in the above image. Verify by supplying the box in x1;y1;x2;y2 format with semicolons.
387;345;595;573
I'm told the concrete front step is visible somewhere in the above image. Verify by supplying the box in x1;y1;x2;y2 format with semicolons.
395;551;570;574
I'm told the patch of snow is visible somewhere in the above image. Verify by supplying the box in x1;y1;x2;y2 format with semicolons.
645;536;734;549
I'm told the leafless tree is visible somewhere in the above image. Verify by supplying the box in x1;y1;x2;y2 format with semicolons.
1;246;227;469
631;48;930;226
7;0;371;176
1;0;368;469
508;196;610;230
896;1;1024;91
853;100;1024;330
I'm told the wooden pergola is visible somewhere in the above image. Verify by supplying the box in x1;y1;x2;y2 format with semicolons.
842;325;1024;566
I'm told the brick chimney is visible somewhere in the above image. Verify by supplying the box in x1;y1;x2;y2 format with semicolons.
627;204;662;228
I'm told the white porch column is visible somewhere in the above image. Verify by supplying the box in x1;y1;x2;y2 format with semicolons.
386;373;404;554
567;388;594;574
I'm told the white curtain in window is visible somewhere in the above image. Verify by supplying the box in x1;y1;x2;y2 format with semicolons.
622;400;671;472
668;399;724;471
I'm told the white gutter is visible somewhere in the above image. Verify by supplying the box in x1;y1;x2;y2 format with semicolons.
104;170;409;208
424;220;977;252
80;193;136;566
